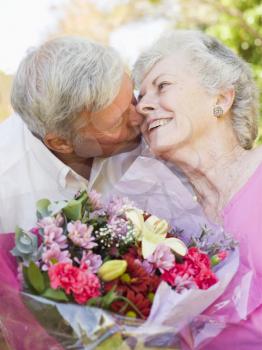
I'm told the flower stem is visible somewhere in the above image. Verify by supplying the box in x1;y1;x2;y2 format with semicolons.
114;296;145;320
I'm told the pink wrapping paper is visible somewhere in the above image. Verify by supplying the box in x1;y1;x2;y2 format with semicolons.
0;234;63;350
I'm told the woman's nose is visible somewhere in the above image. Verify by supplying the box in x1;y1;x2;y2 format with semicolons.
136;96;155;116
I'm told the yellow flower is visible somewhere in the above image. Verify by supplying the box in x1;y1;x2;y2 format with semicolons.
125;208;145;240
125;209;187;259
98;260;127;282
144;215;169;236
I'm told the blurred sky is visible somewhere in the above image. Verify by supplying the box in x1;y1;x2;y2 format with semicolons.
0;0;68;74
0;0;168;74
110;18;169;67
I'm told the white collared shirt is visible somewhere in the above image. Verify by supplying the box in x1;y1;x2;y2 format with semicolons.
0;115;141;232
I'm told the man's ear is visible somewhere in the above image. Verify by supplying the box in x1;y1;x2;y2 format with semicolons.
43;133;74;154
215;86;235;115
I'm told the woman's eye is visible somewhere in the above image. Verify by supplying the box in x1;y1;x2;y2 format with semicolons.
158;82;169;91
137;93;143;102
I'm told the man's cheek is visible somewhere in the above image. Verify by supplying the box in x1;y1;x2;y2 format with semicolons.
73;136;104;158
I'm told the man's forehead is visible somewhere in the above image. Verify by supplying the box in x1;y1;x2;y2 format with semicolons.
111;73;133;108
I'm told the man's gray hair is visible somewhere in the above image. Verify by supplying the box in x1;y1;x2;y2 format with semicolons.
133;30;259;149
11;36;124;138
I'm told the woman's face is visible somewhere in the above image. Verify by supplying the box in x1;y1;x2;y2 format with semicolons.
136;53;216;158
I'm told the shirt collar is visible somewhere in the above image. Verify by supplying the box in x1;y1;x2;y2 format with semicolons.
23;122;88;189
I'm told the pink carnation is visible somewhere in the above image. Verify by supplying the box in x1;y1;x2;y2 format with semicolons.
48;262;101;304
48;262;78;293
161;247;218;290
67;221;96;249
72;264;101;304
186;247;211;270
194;266;218;290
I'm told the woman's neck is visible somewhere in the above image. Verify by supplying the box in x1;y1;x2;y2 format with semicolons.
161;131;247;222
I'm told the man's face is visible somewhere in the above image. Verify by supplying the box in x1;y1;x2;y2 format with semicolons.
72;74;143;158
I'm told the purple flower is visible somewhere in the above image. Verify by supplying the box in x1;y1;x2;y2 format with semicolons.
43;224;67;249
147;244;175;273
67;221;97;249
80;251;102;274
38;216;56;228
89;208;106;220
142;260;155;275
41;244;72;271
89;190;103;210
106;196;134;218
39;215;64;228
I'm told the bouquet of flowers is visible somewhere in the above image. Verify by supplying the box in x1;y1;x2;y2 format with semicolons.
5;189;238;349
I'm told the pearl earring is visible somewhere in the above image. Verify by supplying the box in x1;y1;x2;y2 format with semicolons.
213;105;224;118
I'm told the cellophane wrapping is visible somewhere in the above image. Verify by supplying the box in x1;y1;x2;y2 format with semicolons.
0;157;250;350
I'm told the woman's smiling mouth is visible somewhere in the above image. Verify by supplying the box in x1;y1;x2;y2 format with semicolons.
148;118;173;131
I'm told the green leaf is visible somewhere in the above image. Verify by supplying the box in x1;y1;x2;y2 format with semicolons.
36;198;51;219
96;333;129;350
87;288;119;309
63;191;88;221
15;226;23;238
101;289;119;308
86;296;103;307
22;266;37;293
42;288;69;302
26;261;45;293
63;199;82;221
12;227;39;258
43;271;51;288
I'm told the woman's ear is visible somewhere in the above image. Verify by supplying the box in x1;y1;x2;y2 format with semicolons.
216;86;235;115
43;133;74;154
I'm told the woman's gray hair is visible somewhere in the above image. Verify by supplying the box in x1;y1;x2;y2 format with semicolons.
11;36;124;139
133;30;259;149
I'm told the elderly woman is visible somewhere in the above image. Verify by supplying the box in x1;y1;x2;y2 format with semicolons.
134;30;262;349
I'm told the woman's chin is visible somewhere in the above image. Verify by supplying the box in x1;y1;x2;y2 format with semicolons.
149;143;175;159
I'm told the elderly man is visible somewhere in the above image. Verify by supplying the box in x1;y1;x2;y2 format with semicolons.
0;36;142;232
